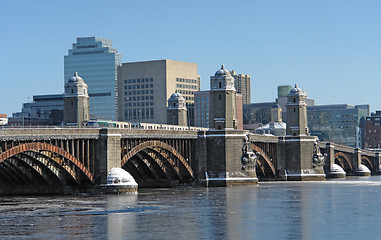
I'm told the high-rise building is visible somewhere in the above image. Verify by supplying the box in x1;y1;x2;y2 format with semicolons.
64;37;122;120
117;59;200;124
230;70;251;104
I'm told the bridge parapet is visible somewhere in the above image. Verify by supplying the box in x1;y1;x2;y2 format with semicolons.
120;129;199;139
249;133;279;143
0;128;100;140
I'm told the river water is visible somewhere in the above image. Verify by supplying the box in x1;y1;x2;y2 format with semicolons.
1;177;381;240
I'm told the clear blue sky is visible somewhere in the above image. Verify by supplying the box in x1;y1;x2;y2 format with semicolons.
1;0;380;116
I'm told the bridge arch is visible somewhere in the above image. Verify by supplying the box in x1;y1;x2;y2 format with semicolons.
250;143;276;177
121;140;194;186
361;156;374;171
334;152;352;171
0;142;94;184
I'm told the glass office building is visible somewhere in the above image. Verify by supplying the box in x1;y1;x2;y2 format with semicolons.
64;37;122;120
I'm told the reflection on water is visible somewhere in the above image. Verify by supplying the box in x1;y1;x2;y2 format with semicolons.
2;177;381;239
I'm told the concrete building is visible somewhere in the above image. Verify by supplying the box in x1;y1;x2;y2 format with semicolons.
166;92;187;126
8;94;64;126
230;70;251;104
63;72;90;127
194;91;243;129
117;59;200;124
64;37;122;121
307;104;369;147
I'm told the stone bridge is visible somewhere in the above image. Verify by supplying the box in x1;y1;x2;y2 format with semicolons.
248;133;381;179
0;128;198;194
0;128;380;194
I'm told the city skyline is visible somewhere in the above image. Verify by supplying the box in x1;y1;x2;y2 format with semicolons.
1;0;381;116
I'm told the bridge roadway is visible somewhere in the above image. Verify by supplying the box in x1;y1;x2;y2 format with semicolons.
0;127;380;194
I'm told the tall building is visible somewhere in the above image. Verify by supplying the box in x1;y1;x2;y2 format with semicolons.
117;59;200;124
63;72;90;127
64;37;122;120
307;104;369;147
230;70;251;104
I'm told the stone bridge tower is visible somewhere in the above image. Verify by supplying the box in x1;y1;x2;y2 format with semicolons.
286;84;309;136
63;72;90;127
209;65;237;130
279;84;325;180
195;65;257;186
167;92;188;126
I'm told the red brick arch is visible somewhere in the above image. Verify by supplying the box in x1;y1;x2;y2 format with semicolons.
121;140;194;179
0;142;93;182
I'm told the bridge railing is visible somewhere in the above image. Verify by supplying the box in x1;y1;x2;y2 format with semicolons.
319;141;377;157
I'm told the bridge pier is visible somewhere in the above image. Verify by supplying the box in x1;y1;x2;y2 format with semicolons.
279;136;326;181
196;130;258;187
325;143;346;178
94;129;122;185
352;148;371;176
374;152;381;175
